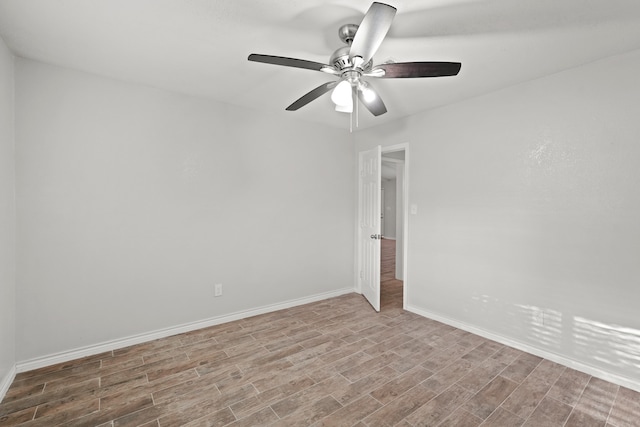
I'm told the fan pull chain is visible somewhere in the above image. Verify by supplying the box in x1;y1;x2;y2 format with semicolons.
349;85;359;133
349;98;354;133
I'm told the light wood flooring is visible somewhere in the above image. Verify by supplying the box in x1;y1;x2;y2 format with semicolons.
2;238;640;426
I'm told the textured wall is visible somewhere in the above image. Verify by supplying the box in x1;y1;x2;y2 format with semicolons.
355;49;640;388
15;59;355;362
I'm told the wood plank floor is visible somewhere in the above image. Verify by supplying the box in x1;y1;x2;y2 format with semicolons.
2;238;640;426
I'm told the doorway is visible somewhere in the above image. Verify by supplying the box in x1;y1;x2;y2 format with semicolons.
380;148;406;310
356;144;408;312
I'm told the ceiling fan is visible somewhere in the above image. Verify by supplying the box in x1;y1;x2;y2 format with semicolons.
247;2;462;117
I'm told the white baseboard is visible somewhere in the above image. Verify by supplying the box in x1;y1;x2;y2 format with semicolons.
16;288;354;374
0;364;17;403
406;305;640;394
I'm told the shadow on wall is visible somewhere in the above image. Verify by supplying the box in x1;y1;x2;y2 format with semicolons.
573;316;640;373
470;294;640;382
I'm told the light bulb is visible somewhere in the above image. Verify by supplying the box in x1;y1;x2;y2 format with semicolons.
360;83;376;103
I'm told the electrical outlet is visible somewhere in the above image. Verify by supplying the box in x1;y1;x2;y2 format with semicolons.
214;283;223;297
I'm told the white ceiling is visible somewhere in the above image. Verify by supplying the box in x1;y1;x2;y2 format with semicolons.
1;0;640;131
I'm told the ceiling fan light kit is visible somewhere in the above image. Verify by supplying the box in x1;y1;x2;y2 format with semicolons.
247;2;462;128
331;80;353;110
335;103;353;114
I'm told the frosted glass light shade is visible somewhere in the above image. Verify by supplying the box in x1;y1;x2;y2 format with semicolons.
331;80;352;106
335;103;353;113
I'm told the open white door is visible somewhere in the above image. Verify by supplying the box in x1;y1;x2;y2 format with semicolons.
358;145;382;312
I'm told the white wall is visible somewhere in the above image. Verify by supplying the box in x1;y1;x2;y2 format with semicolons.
355;49;640;389
15;59;355;363
0;36;16;395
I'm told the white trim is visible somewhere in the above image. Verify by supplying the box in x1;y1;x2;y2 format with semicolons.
406;305;640;393
0;364;17;402
381;157;404;165
381;237;396;241
16;288;354;373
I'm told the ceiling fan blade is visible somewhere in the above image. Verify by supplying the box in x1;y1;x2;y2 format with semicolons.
248;54;335;73
358;83;387;116
349;2;397;65
286;81;338;111
370;62;462;78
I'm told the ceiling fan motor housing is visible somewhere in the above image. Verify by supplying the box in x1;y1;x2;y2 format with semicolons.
332;24;373;72
330;45;352;70
330;47;373;73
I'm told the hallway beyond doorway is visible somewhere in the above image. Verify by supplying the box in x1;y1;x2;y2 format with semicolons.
381;238;403;311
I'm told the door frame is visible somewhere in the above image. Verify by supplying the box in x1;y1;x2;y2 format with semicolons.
355;142;409;310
